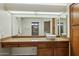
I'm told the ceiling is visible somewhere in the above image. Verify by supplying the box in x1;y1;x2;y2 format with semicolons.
2;3;70;18
4;3;69;12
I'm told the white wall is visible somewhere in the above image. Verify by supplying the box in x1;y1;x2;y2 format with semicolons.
17;17;22;34
18;17;51;36
0;11;11;39
12;16;24;36
0;4;12;39
0;4;11;56
12;16;19;36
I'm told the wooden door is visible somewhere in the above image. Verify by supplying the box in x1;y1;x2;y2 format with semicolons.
38;48;54;56
54;48;69;56
70;4;79;25
70;3;79;56
54;42;69;56
71;26;79;55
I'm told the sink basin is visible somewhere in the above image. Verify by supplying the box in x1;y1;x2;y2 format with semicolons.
46;34;56;40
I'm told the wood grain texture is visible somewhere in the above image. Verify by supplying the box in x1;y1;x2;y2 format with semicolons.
70;3;79;56
71;26;79;55
38;48;54;56
70;3;79;25
1;41;69;56
54;48;69;56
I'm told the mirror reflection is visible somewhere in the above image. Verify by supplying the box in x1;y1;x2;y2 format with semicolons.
12;12;68;38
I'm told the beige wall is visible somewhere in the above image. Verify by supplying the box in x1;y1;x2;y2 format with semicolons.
0;11;11;39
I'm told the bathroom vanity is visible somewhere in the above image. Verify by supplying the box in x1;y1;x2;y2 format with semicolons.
1;37;69;56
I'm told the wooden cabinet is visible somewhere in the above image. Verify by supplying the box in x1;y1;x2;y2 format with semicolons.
54;42;69;56
1;41;69;56
18;42;35;47
70;4;79;25
37;42;54;56
70;3;79;56
38;48;54;56
54;42;69;48
37;41;69;56
54;48;69;56
71;26;79;55
37;42;49;48
2;42;18;48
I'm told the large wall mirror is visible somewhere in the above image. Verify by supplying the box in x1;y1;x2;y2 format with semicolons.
11;12;68;38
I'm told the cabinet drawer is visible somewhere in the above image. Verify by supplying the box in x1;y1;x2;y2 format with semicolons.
37;42;54;48
2;42;19;48
18;42;34;47
37;42;48;48
54;42;69;48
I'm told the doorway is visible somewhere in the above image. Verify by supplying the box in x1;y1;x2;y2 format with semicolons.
32;22;39;35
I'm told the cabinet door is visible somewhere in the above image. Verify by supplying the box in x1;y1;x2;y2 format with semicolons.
70;4;79;25
38;48;54;56
54;48;69;56
71;26;79;55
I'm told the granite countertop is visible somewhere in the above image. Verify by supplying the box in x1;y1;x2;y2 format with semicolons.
1;37;69;42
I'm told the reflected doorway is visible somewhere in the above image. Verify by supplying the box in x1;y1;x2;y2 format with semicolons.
32;22;39;35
